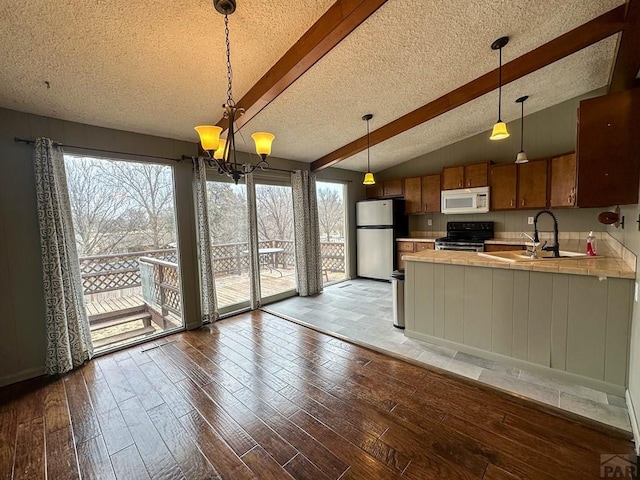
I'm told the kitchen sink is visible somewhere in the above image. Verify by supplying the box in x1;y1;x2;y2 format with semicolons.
477;250;591;262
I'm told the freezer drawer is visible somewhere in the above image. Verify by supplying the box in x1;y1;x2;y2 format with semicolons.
357;228;394;280
356;200;393;227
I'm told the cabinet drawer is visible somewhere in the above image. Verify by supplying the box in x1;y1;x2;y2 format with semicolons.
397;241;415;252
415;242;434;251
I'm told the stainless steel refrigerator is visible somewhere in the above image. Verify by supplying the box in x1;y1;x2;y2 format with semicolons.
356;199;407;280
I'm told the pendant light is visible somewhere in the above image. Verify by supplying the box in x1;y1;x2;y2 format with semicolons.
194;0;275;184
362;114;375;185
490;36;510;140
515;95;529;164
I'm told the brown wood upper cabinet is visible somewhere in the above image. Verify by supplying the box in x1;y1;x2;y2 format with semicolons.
490;164;517;210
442;162;489;190
575;89;639;207
365;179;403;199
518;159;548;209
549;153;577;208
365;183;383;199
422;174;441;213
403;174;441;214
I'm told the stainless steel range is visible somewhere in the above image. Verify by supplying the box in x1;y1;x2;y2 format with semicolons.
435;221;494;252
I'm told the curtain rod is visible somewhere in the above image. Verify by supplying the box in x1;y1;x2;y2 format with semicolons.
14;137;181;162
181;155;352;182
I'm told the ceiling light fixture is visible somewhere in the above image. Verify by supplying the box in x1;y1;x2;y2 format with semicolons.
515;95;529;164
194;0;275;184
490;36;510;141
362;114;375;185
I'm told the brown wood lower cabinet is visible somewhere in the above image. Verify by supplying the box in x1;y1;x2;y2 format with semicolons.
397;241;434;269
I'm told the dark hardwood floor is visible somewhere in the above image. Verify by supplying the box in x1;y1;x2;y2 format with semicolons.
0;310;635;479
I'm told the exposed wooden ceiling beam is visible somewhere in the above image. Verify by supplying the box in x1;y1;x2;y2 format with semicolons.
216;0;388;132
311;5;626;172
609;0;640;93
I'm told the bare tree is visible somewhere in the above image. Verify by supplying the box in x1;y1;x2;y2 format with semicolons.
207;182;247;244
64;157;129;255
103;161;175;249
317;186;344;242
255;185;293;241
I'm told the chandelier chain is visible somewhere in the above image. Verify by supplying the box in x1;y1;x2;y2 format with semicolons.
224;14;234;107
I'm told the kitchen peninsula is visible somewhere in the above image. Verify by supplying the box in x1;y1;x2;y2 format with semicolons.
403;236;635;396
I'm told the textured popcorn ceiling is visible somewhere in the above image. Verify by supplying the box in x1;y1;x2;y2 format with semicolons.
0;0;334;139
0;0;623;169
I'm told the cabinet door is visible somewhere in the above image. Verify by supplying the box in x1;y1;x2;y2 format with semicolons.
577;89;640;207
397;241;415;252
464;162;489;188
518;159;548;209
383;179;404;197
365;183;383;199
550;153;577;207
421;174;441;213
442;166;464;190
404;177;422;214
415;242;435;251
490;164;517;210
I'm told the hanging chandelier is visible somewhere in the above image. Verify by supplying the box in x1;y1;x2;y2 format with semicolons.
489;36;510;141
362;114;375;185
194;0;275;184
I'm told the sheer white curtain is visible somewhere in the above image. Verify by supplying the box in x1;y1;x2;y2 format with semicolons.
291;170;323;296
194;158;219;323
33;138;93;374
245;173;262;308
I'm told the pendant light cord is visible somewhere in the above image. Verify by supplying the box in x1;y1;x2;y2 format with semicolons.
366;118;371;171
498;47;502;121
520;100;524;151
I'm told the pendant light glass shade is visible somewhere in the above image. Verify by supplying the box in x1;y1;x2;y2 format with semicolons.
213;138;227;160
515;151;529;164
514;95;529;164
251;132;275;159
195;125;222;151
490;36;509;141
490;121;509;140
363;172;375;185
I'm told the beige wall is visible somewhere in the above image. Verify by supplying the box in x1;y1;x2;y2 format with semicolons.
0;107;363;386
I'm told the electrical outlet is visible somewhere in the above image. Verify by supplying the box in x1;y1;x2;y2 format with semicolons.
427;219;433;226
528;217;534;225
635;282;638;303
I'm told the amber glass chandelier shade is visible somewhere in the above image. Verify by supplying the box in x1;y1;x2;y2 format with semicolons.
363;172;376;185
195;125;223;151
213;139;227;160
490;121;509;140
252;132;275;157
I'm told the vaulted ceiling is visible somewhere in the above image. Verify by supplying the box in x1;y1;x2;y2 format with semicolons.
0;0;636;173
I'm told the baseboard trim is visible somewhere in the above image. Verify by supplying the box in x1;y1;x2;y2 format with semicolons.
625;390;640;454
0;366;45;388
405;329;626;397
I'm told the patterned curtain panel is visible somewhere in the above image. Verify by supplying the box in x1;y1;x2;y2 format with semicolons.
245;173;262;309
291;170;323;296
194;158;219;323
33;138;93;375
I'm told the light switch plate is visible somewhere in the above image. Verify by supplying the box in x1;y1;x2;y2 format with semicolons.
528;217;534;225
427;219;433;226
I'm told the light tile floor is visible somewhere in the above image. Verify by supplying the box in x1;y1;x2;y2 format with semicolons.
264;278;632;432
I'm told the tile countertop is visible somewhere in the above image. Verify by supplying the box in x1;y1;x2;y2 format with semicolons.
402;239;636;279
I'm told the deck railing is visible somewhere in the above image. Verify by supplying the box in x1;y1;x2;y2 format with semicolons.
79;240;345;295
139;256;181;326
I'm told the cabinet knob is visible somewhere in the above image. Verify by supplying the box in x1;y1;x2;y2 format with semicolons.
521;199;526;207
467;181;471;187
458;181;463;187
510;199;514;207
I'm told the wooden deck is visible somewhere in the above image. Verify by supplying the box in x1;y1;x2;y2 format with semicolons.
0;310;634;479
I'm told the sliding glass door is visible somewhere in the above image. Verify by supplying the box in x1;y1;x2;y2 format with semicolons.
206;180;251;314
64;155;183;352
255;183;297;302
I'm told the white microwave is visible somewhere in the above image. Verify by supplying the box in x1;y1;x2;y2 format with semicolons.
441;186;490;214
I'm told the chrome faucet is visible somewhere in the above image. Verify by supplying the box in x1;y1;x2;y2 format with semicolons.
533;210;560;258
520;232;539;258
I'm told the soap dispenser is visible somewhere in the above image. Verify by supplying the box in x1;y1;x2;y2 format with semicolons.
586;231;597;256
